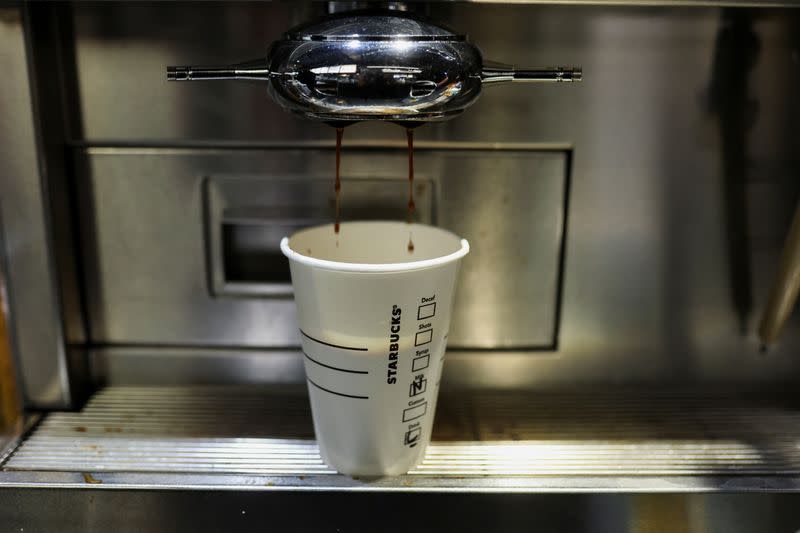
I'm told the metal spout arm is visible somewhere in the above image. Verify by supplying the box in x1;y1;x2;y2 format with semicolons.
166;59;270;81
481;63;582;85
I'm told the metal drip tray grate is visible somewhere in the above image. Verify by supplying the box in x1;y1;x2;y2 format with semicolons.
4;386;800;492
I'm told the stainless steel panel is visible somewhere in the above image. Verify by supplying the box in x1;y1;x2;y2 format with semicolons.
0;7;72;408
66;3;731;144
438;150;566;348
65;4;800;386
7;386;800;491
78;146;564;349
72;2;321;143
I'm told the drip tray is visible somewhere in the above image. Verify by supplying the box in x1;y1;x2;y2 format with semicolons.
3;386;800;492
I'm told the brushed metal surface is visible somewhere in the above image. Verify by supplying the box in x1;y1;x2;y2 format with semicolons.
7;386;800;491
1;2;796;397
76;147;565;349
0;7;72;408
62;3;800;386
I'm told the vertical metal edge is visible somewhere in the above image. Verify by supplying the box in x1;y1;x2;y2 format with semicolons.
0;5;73;407
22;3;85;406
204;176;225;298
550;148;574;352
24;3;92;406
28;4;89;344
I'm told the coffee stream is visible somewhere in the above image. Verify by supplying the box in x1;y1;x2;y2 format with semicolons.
332;126;416;253
334;127;344;235
406;128;415;253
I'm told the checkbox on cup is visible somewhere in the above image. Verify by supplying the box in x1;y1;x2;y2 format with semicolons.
402;402;427;422
415;329;433;346
417;302;436;320
412;355;430;372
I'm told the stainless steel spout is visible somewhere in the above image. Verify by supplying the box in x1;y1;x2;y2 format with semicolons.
166;10;582;123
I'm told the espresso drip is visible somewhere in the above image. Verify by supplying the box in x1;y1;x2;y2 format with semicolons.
406;128;415;253
334;127;343;234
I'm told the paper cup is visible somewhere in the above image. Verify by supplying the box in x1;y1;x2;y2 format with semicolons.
281;221;469;476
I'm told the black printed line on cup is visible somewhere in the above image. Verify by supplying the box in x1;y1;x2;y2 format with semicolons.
300;329;368;352
306;376;369;400
303;351;368;375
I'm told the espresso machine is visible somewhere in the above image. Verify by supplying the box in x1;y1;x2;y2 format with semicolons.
1;2;800;531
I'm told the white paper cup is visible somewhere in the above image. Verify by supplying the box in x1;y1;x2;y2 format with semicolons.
281;221;469;476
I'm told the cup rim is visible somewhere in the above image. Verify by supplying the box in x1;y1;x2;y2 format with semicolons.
280;222;470;273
